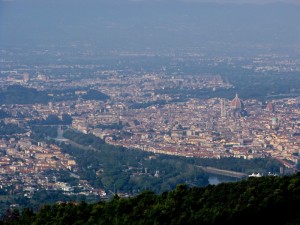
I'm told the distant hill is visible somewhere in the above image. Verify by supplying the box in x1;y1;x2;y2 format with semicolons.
2;172;300;225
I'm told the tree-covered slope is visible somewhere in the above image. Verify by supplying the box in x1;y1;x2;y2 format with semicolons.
2;172;300;225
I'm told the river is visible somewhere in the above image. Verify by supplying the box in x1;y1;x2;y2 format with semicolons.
208;175;240;185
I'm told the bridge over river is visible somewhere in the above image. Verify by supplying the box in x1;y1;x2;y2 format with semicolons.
196;166;247;179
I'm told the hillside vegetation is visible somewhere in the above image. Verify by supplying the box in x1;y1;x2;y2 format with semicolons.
1;172;300;225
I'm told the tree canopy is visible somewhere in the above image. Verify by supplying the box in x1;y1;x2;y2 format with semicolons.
1;172;300;225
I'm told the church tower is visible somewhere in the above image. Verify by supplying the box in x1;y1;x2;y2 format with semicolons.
220;98;226;118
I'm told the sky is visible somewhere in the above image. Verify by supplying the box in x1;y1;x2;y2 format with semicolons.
1;0;300;53
0;0;299;3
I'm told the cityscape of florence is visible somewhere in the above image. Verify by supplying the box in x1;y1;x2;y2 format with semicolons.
0;0;299;224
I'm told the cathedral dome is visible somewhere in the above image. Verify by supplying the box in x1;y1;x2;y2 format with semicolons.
230;93;244;110
266;102;275;112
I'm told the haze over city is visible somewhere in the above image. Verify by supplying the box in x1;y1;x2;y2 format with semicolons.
0;0;299;223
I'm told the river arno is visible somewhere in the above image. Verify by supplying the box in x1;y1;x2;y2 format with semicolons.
208;174;241;185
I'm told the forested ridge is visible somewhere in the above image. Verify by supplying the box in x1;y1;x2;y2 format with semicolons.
2;172;300;225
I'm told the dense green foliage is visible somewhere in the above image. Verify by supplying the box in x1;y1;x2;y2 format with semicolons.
0;122;26;135
0;86;109;105
186;157;282;174
29;114;73;126
2;173;300;225
81;90;110;101
63;130;105;145
60;130;282;193
129;100;168;109
61;130;209;193
0;85;50;104
30;125;58;141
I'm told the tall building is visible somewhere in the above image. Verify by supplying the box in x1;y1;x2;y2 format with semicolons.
220;98;226;118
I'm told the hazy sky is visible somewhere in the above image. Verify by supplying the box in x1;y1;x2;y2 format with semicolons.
0;0;299;4
1;0;300;53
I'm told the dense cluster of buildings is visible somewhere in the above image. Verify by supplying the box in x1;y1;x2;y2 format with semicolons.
0;132;106;197
0;51;299;196
103;95;299;168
